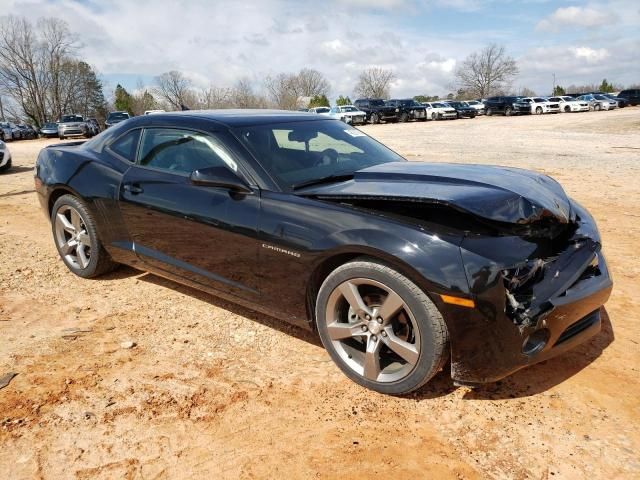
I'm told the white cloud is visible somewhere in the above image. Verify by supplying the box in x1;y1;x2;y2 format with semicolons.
536;6;618;31
570;46;610;63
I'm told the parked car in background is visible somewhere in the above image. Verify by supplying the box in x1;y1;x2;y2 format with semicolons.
328;105;367;125
105;111;131;129
601;93;628;108
40;122;59;138
17;124;38;139
86;118;101;136
548;96;590;113
0;122;13;141
353;98;398;124
308;107;331;115
9;123;22;140
0;139;11;172
444;101;477;119
144;109;166;115
576;94;615;111
617;89;640;106
466;100;485;115
58;114;91;139
422;102;457;120
484;96;523;116
514;97;560;115
385;99;427;122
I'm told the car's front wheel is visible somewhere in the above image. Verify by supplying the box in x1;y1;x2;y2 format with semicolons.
370;113;380;124
51;195;118;278
316;259;448;395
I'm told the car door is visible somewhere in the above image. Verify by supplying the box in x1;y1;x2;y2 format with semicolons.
118;127;261;298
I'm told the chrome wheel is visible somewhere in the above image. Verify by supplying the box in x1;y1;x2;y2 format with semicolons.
324;278;420;383
54;205;92;269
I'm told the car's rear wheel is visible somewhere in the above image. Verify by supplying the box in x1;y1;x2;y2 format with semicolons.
0;158;11;173
51;195;118;278
564;106;571;113
431;112;437;120
400;112;409;123
316;259;448;395
370;113;380;124
505;106;513;116
486;108;493;116
594;104;601;111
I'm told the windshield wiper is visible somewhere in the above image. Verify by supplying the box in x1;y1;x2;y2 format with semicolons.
292;172;355;191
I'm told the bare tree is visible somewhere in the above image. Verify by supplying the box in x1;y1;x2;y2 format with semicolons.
354;67;395;98
154;70;193;110
265;72;299;110
455;44;518;98
295;68;330;97
232;78;268;108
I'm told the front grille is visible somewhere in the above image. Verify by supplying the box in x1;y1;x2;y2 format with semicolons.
554;310;599;346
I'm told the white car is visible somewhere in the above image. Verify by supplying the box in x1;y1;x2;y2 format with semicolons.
548;96;590;113
576;94;617;111
514;97;560;115
309;107;331;115
0;140;12;173
144;110;166;115
422;102;457;120
328;105;367;125
466;100;485;115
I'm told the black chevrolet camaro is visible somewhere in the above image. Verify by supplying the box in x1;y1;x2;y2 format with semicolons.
35;110;612;394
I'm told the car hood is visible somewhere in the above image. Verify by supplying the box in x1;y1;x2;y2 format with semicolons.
298;162;574;226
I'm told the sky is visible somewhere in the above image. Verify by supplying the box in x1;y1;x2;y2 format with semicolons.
3;0;639;100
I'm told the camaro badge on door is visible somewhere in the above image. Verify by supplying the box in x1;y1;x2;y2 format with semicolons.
261;243;301;258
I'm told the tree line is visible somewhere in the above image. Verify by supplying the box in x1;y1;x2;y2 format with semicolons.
1;16;637;126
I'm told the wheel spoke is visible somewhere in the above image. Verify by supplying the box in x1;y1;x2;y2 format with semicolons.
338;281;370;315
382;329;419;365
71;209;83;231
377;290;404;323
327;321;366;340
363;336;382;380
77;244;89;268
77;231;90;246
57;213;75;234
60;239;77;255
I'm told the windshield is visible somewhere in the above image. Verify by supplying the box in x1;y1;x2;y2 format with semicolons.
467;101;479;105
432;103;446;108
400;100;421;107
233;119;404;191
108;112;130;121
60;115;83;122
594;95;608;100
369;99;385;106
340;106;358;112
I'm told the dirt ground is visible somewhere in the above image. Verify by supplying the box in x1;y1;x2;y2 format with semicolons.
1;108;639;479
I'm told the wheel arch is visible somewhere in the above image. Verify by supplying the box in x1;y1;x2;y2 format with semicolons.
47;185;83;218
304;244;462;332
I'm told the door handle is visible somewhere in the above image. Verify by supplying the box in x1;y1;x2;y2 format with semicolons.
123;184;144;194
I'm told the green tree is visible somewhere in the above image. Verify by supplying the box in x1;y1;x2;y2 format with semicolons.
114;84;133;114
553;85;566;96
308;94;330;108
413;94;439;102
599;79;614;93
336;95;352;106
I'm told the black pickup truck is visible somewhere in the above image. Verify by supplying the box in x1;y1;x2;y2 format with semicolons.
353;98;398;124
484;96;524;116
385;99;428;122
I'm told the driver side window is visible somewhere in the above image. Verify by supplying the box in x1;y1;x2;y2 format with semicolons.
138;128;238;174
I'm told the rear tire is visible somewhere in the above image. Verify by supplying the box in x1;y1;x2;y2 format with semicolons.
400;112;409;123
431;112;437;120
51;195;118;278
505;107;513;116
370;113;380;124
486;108;493;116
594;104;601;111
316;259;449;395
564;106;571;113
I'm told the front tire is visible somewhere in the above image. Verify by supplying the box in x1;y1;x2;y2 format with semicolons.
505;106;513;116
370;113;380;124
0;158;11;173
316;259;449;395
51;195;118;278
486;108;493;116
399;112;409;123
535;106;543;115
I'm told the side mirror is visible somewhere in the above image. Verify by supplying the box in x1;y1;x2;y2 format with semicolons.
190;166;252;194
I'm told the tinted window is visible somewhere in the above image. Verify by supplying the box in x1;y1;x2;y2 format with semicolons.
109;129;141;161
108;112;130;121
233;120;403;190
139;128;238;174
370;99;385;106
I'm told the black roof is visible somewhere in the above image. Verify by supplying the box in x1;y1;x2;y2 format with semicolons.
130;109;329;128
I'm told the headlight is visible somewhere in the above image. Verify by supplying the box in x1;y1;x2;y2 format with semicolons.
395;108;399;112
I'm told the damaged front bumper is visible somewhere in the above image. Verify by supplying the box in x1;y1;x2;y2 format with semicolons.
444;199;612;385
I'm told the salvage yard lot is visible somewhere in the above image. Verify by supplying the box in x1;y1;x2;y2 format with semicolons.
1;109;639;479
